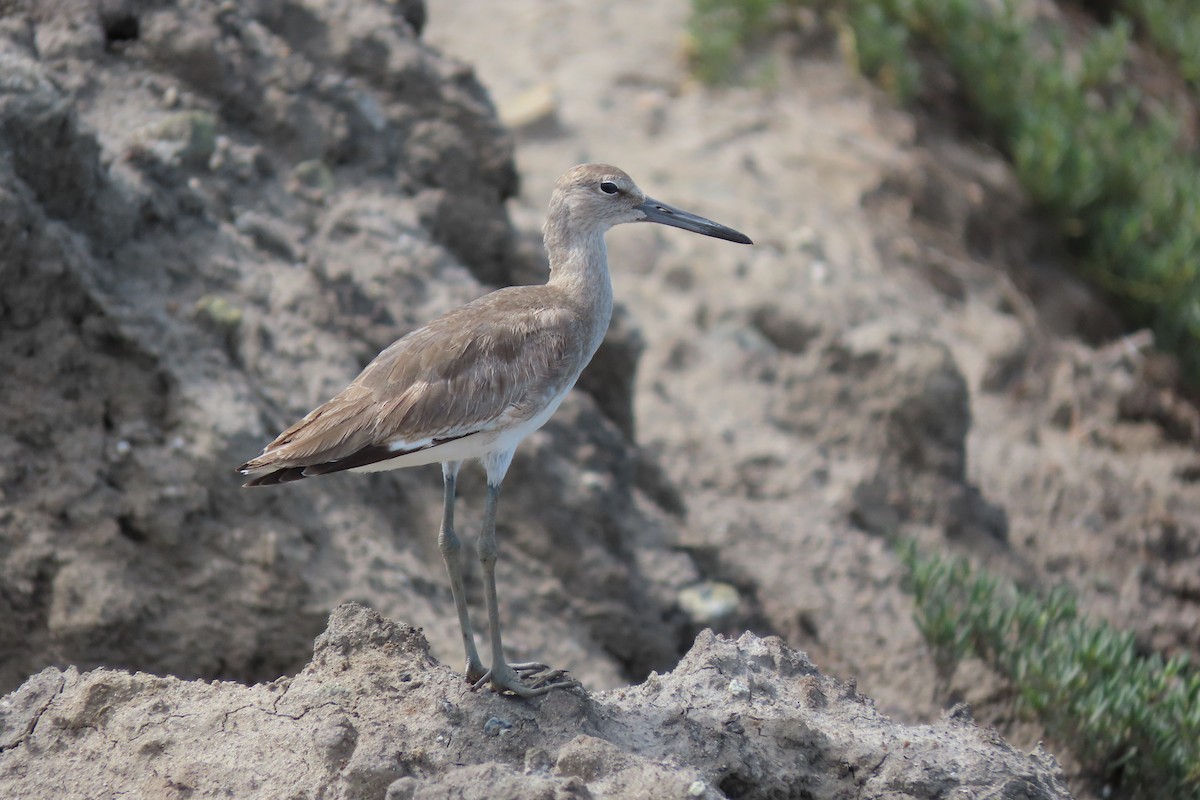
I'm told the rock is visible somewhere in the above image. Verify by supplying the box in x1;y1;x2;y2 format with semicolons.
0;604;1073;800
497;81;559;134
749;302;822;355
132;109;217;168
774;323;1007;542
677;580;740;625
289;158;336;197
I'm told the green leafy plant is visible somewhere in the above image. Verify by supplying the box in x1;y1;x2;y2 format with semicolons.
843;1;920;101
902;542;1200;798
687;0;796;84
1120;0;1200;86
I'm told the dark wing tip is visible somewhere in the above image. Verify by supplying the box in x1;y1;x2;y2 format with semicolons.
240;465;311;487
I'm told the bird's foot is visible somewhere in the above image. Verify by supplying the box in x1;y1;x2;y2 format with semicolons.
464;659;488;686
472;661;581;698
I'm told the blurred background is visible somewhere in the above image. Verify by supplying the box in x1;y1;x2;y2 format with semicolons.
1;1;1197;797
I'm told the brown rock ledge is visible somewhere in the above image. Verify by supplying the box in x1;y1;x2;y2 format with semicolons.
0;603;1072;800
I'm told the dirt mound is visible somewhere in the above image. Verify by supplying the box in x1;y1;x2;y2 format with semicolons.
0;603;1072;800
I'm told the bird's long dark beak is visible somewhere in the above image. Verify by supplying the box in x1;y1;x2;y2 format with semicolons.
637;197;753;245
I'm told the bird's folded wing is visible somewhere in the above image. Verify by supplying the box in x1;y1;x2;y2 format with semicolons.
240;288;583;476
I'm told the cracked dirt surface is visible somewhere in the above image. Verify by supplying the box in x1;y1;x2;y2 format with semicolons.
0;604;1073;800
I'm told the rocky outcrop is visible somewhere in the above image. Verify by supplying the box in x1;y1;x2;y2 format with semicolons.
0;604;1072;800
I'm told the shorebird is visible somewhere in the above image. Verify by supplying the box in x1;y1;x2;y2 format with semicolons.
239;164;752;697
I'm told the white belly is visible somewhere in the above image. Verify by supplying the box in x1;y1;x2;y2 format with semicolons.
348;383;573;473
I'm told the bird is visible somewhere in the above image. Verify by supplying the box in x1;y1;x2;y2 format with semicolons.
238;164;752;697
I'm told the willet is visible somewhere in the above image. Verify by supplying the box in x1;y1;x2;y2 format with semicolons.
239;164;752;697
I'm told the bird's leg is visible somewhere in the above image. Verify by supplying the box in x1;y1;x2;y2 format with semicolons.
437;461;485;684
472;480;580;698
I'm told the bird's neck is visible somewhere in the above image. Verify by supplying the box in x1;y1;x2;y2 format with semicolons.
544;224;614;356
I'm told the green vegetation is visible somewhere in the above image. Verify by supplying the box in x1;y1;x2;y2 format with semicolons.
903;543;1200;798
1121;0;1200;87
689;0;1200;382
686;0;794;84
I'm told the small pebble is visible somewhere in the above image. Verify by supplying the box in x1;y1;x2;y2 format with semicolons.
678;581;740;625
524;747;553;774
498;82;557;131
385;777;418;800
483;717;512;736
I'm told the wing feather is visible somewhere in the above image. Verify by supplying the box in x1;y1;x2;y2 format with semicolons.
239;286;585;482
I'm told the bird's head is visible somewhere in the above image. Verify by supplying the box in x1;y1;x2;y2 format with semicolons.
546;164;752;245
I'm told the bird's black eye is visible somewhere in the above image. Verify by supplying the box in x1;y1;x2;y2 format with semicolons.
599;180;619;195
